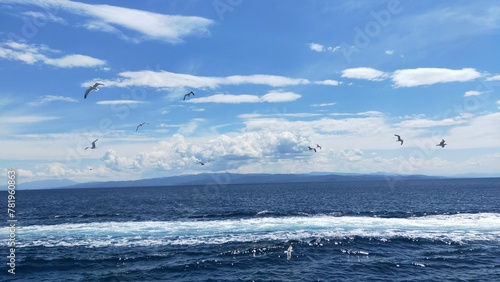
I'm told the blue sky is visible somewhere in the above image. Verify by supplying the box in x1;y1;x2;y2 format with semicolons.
1;0;499;184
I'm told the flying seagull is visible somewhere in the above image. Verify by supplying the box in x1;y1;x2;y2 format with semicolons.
136;122;149;131
196;160;205;166
84;83;104;99
183;91;195;100
437;139;447;148
308;146;317;152
285;245;293;261
316;144;322;150
85;139;98;150
394;134;404;145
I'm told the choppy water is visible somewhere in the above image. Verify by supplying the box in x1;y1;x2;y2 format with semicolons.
1;178;499;281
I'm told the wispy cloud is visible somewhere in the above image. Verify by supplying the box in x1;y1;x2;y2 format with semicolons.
28;95;78;106
392;68;481;87
395;114;472;128
186;91;301;104
96;100;147;105
314;80;341;86
7;0;214;44
3;115;59;123
93;70;310;89
0;41;106;68
341;67;388;81
486;74;500;81
463;90;485;97
21;10;66;24
311;102;337;107
239;113;321;119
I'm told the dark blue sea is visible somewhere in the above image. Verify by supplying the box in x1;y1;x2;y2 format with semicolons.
2;178;500;281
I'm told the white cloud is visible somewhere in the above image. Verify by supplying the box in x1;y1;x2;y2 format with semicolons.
96;70;310;90
44;54;106;68
314;79;341;86
395;114;472;128
486;74;500;81
8;0;214;44
260;91;301;103
446;112;500;149
28;95;78;106
392;68;481;87
224;75;310;87
96;100;147;105
311;102;337;107
187;94;259;104
3;115;59;123
341;67;387;81
22;11;66;24
178;118;205;136
309;43;341;53
238;113;320;119
327;46;341;52
338;149;364;162
385;50;394;55
0;41;106;68
309;43;324;52
463;90;484;97
186;91;301;104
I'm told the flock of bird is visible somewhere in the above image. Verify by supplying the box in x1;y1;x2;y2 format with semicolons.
82;83;448;165
83;83;209;165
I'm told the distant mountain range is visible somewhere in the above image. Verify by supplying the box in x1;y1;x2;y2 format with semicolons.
12;172;439;190
13;172;499;191
16;179;78;190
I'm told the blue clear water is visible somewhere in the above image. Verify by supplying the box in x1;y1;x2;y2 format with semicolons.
1;178;499;281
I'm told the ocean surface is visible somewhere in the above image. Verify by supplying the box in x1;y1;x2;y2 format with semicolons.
1;178;499;281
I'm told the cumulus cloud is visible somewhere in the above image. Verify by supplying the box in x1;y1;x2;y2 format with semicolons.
309;43;324;52
392;68;481;87
0;41;106;68
341;67;388;81
28;95;78;106
100;131;313;174
338;149;364;162
7;0;214;44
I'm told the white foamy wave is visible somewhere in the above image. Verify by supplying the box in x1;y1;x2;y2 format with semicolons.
2;213;499;248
